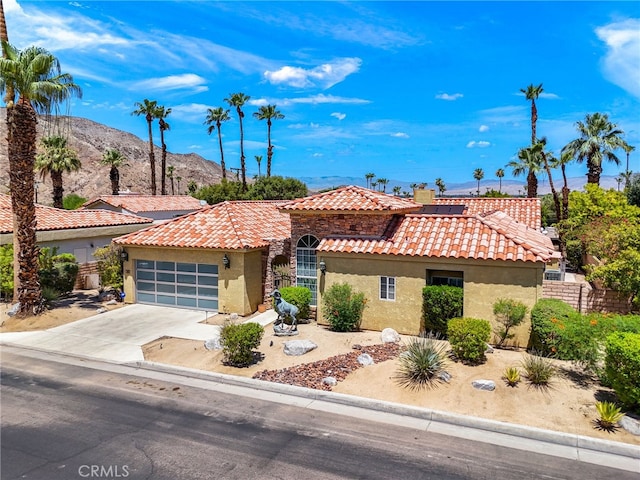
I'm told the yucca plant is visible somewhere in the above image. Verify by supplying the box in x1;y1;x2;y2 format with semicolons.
521;354;555;386
503;366;521;387
394;336;450;391
595;401;624;430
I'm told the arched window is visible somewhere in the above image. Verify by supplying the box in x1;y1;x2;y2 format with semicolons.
296;234;319;305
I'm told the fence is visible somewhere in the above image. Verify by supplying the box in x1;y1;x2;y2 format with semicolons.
542;280;633;314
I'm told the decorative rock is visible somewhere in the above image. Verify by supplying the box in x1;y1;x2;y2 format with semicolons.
472;379;496;391
229;313;239;321
381;328;401;343
284;339;317;356
204;338;223;350
438;371;452;383
620;415;640;436
485;343;494;354
322;376;337;386
7;303;20;317
96;307;108;314
357;353;374;366
105;299;117;305
274;324;299;336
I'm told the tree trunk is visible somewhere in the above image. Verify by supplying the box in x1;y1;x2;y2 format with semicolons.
217;124;226;180
526;170;538;198
561;164;570;221
146;115;156;195
531;101;537;145
238;108;246;190
586;159;601;185
159;121;167;195
110;166;119;195
52;171;64;208
266;119;273;177
542;154;561;223
7;101;44;315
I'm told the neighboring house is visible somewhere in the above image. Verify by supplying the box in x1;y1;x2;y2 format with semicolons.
82;195;207;222
0;193;153;286
113;186;559;346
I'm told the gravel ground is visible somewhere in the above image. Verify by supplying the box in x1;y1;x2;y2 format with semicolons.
252;343;403;390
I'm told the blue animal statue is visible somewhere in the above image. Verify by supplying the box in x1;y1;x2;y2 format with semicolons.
270;289;299;332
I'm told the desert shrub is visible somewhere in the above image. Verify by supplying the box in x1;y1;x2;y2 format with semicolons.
220;321;264;367
394;335;449;390
604;332;640;413
94;244;123;289
41;285;61;304
279;286;312;320
62;193;87;210
422;285;463;336
503;366;521;387
447;317;491;364
595;401;624;430
521;354;555;386
39;249;78;296
0;244;13;301
529;299;577;355
493;298;528;347
322;282;367;332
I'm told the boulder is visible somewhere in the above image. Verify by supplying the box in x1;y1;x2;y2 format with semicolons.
204;338;223;350
357;353;374;366
284;339;317;356
620;415;640;436
438;371;452;383
322;377;337;386
7;303;20;317
381;328;401;343
472;379;496;391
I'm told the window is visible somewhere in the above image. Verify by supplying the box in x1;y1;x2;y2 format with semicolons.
427;270;463;288
380;276;396;301
296;234;319;305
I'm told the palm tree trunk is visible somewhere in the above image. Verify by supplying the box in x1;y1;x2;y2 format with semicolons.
527;170;538;198
146;115;156;195
266;119;273;177
560;164;569;221
159;128;167;195
542;154;561;223
586;159;601;185
217;125;226;180
7;101;44;314
51;171;64;208
110;167;119;195
239;111;246;190
531;101;537;145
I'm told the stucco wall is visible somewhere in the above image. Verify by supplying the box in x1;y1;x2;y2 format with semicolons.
121;246;264;315
317;253;543;346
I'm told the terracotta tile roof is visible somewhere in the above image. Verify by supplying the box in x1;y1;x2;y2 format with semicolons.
0;194;153;234
317;211;557;263
114;201;291;250
280;185;421;213
82;195;206;213
432;197;541;230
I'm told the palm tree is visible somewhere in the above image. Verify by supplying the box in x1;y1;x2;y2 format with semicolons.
435;177;446;197
473;168;484;196
562;112;629;185
0;1;14;106
35;135;81;208
371;181;378;191
0;42;81;313
100;149;127;195
166;165;175;195
253;104;284;177
224;92;250;190
132;99;158;195
155;105;171;195
521;83;543;145
255;155;262;177
536;138;561;222
377;178;389;192
204;106;230;180
551;149;573;221
176;176;182;194
365;172;375;189
495;168;505;193
508;145;542;198
392;186;401;196
623;144;635;189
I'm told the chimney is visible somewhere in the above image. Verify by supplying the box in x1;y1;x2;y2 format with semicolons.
413;188;435;205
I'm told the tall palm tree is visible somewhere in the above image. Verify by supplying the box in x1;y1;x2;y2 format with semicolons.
536;138;561;223
132;99;158;195
0;42;81;313
562;112;629;185
0;0;13;106
521;83;543;145
204;107;230;180
176;176;182;194
376;178;389;192
35;135;81;208
435;177;446;197
155;105;171;195
508;145;542;198
473;168;484;196
392;186;401;196
100;148;126;195
550;149;573;221
623;144;635;189
255;155;262;177
224;92;250;190
365;172;375;189
495;168;505;193
253;104;284;177
166;165;175;195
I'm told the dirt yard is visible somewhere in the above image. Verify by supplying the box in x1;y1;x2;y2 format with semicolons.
2;296;638;445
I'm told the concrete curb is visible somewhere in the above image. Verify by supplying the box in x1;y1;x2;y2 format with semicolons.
134;360;640;461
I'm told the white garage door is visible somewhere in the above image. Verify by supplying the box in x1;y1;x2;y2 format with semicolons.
135;260;218;311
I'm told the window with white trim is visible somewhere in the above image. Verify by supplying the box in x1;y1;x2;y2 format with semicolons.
380;276;396;301
296;234;319;305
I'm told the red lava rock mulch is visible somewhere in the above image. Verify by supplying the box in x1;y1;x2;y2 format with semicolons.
252;342;403;391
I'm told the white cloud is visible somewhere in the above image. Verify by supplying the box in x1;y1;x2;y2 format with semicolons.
466;141;491;148
312;152;323;157
288;94;370;105
131;74;208;93
436;93;463;101
331;112;346;120
596;18;640;99
391;132;409;138
264;58;362;89
479;125;490;132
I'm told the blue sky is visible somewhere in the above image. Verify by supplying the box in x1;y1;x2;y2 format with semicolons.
5;0;640;187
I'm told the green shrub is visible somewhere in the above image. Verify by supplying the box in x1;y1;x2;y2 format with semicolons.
394;335;450;390
94;244;123;289
529;299;577;355
604;332;640;412
0;244;13;300
422;285;463;336
39;249;78;296
220;321;264;367
279;286;312;320
322;282;367;332
447;317;491;364
41;285;61;304
521;354;555;386
493;298;528;347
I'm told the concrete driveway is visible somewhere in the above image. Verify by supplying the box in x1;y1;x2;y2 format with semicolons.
0;304;277;363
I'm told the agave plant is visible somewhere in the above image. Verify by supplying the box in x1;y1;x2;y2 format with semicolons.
394;335;450;391
503;366;521;387
595;401;624;430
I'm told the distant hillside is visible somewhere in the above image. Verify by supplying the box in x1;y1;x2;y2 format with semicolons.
0;109;223;203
